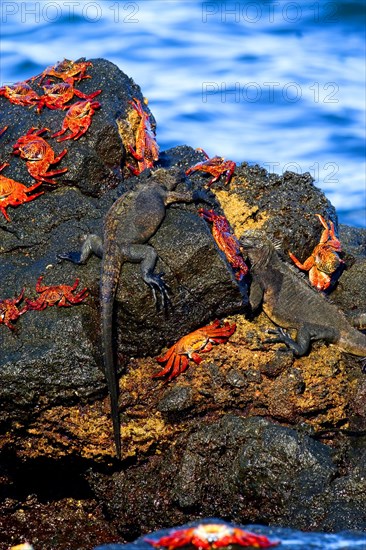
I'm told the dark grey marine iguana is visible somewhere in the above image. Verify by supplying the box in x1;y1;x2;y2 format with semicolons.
240;230;366;359
59;168;211;458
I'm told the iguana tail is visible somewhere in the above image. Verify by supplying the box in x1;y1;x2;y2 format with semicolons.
100;248;123;459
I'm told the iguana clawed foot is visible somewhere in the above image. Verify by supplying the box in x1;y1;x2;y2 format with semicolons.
57;250;83;264
264;328;297;351
145;271;170;312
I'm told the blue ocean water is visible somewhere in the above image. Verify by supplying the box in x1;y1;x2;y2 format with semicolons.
0;0;365;228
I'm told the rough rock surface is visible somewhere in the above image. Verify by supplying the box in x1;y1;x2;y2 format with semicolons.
87;416;339;534
0;59;366;549
0;60;246;437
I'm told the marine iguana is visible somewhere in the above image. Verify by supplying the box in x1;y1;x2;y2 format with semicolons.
59;168;210;458
240;230;366;359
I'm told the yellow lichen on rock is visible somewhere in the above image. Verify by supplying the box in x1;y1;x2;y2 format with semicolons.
214;188;267;237
122;414;174;458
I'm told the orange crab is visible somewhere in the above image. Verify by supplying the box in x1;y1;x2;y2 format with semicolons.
0;126;8;137
26;276;89;311
199;208;248;281
0;162;44;221
32;58;93;84
154;319;236;380
0;289;27;330
186;149;236;187
37;78;101;112
12;127;68;184
127;97;160;175
0;81;40;107
51;99;101;141
288;214;344;291
145;523;279;549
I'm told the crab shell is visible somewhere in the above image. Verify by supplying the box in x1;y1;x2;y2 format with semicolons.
0;82;40;106
186;149;236;186
288;214;344;291
35;58;93;84
199;208;248;280
154;320;236;380
12;128;68;184
26;276;89;311
51;100;101;141
0;163;44;221
128;97;159;174
145;523;279;549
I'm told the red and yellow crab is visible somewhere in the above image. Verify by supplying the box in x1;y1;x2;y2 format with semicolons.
145;523;279;549
127;97;159;175
0;162;44;221
186;149;236;187
26;276;89;311
0;289;27;330
199;208;248;281
32;58;93;84
0;82;40;107
154;319;236;380
37;78;101;112
12;127;68;184
52;99;101;141
288;214;344;291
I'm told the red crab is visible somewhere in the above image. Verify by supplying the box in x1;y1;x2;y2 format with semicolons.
288;214;344;291
12;127;68;184
0;162;44;221
0;82;40;107
199;208;248;281
186;149;236;187
26;276;89;311
145;523;279;549
37;78;101;112
127;97;159;175
154;319;236;380
52;99;101;141
32;58;93;84
0;289;27;330
0;126;9;137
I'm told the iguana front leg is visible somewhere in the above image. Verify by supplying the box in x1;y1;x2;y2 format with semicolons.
165;188;214;207
249;279;264;312
58;234;103;264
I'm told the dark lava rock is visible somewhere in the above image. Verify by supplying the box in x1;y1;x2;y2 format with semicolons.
157;385;194;414
0;59;246;432
189;159;338;274
0;163;246;428
88;415;366;535
0;58;145;196
1;58;366;546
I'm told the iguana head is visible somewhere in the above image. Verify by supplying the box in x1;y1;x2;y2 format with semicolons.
151;167;185;191
240;230;277;269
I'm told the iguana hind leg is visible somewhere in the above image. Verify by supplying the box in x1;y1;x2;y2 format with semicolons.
348;312;366;330
124;243;170;310
265;325;338;356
